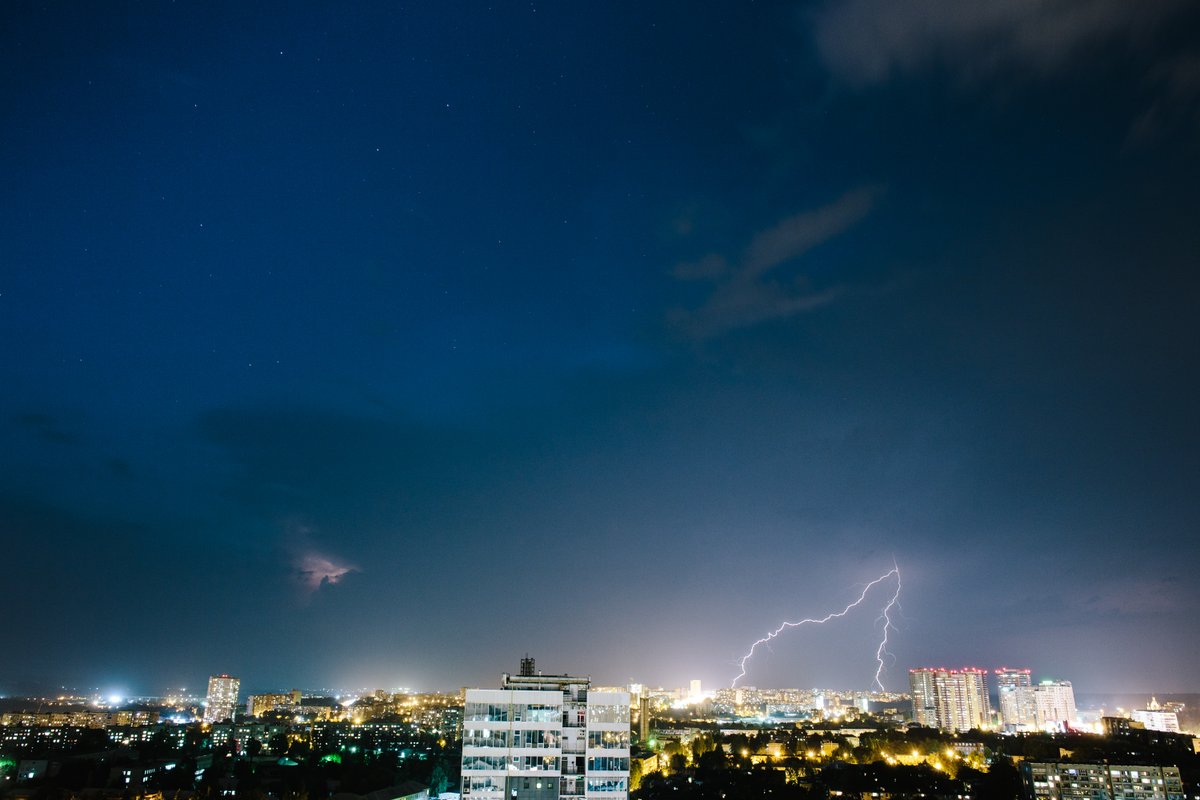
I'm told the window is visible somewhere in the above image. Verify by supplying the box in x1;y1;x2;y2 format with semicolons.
512;729;559;748
464;728;510;748
587;705;629;724
512;755;559;771
468;777;503;792
586;778;627;792
466;703;510;723
515;704;560;723
588;730;629;748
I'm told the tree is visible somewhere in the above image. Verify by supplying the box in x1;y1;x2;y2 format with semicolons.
629;758;645;792
690;734;715;763
429;761;450;795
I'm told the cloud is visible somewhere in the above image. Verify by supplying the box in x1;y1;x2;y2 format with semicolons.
1077;576;1184;616
673;254;728;281
1127;52;1200;143
295;549;358;594
742;188;877;277
810;0;1190;86
669;187;878;339
279;519;361;596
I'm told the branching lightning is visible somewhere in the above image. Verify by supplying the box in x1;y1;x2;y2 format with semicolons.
732;564;902;689
872;564;902;691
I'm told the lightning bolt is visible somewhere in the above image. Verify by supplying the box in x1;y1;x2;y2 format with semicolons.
873;563;902;691
732;565;902;688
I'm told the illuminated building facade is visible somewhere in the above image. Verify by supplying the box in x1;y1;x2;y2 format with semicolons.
1131;698;1180;733
461;660;630;800
1033;680;1076;730
995;667;1036;730
1021;762;1183;800
204;674;240;723
0;710;158;728
248;690;302;717
908;668;991;732
909;669;938;727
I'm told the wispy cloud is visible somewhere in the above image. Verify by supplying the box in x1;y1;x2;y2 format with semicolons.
1077;576;1183;615
1127;52;1200;143
669;187;879;340
810;0;1190;87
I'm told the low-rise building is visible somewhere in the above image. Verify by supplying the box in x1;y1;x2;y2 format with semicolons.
1020;762;1183;800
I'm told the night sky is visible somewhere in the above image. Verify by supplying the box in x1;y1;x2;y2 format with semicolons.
3;1;1199;697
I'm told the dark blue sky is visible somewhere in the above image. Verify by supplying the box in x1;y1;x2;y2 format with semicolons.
2;1;1199;696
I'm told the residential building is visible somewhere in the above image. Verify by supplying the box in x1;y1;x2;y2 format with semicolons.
909;669;938;728
461;659;630;800
248;690;302;717
1021;762;1183;800
1131;698;1180;734
204;674;240;723
995;667;1036;730
908;668;991;732
1033;680;1076;730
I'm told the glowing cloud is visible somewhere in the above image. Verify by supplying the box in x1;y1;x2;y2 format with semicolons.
295;551;357;593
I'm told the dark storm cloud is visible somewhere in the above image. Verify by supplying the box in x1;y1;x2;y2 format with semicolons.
195;405;484;520
810;0;1191;86
1129;52;1200;142
106;458;133;478
669;188;878;339
0;491;227;689
0;486;375;693
2;1;1199;694
13;412;82;446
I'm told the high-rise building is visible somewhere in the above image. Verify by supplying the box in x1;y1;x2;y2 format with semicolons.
910;669;938;727
1033;680;1076;730
995;668;1036;729
462;661;630;800
204;674;240;723
908;668;991;732
637;695;650;745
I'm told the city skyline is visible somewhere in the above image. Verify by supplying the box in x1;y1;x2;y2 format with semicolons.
4;2;1200;695
0;666;1159;704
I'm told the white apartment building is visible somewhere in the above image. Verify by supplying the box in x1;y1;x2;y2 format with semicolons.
1131;698;1181;733
908;668;991;732
461;662;630;800
1033;680;1076;730
995;667;1036;730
